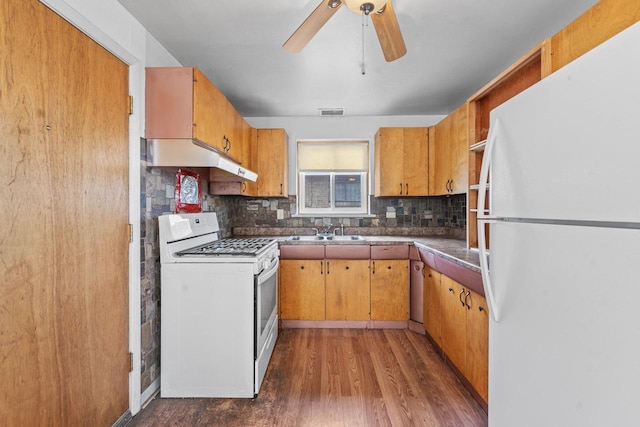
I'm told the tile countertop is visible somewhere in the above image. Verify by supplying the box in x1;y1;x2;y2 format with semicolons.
275;235;481;273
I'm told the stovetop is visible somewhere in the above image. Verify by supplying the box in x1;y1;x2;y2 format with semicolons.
176;238;276;257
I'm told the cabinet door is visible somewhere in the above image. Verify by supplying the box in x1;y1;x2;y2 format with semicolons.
448;105;468;194
423;266;442;348
325;260;370;320
193;68;227;152
402;127;429;196
432;104;467;195
371;260;408;320
440;275;466;373
256;128;288;197
374;128;404;196
465;290;489;403
280;260;325;320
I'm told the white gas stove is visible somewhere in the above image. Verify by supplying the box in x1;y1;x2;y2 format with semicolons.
158;212;279;398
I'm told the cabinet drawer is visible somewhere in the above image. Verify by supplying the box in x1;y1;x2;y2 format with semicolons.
371;245;409;260
279;245;325;260
325;245;370;259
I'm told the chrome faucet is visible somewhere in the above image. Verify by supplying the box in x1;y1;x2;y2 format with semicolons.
322;223;333;235
312;228;319;235
333;223;345;236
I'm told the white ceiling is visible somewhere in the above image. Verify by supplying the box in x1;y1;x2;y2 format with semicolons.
118;0;598;118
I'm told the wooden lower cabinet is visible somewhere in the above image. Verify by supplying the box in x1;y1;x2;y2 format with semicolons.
279;260;325;320
441;276;467;373
424;270;489;405
325;260;371;320
465;292;489;403
370;259;409;320
423;265;442;347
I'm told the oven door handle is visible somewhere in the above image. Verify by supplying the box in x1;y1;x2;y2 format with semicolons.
258;256;279;284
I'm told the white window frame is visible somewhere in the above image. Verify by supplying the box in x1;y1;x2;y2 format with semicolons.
298;171;368;215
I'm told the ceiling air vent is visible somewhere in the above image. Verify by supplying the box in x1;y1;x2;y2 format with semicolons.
318;108;345;117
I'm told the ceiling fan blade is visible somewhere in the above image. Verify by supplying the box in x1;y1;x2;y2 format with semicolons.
283;0;343;53
371;1;407;62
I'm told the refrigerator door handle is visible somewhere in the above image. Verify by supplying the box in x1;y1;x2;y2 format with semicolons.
478;119;501;322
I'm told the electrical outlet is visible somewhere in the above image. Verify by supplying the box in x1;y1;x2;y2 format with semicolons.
386;211;396;219
277;209;284;220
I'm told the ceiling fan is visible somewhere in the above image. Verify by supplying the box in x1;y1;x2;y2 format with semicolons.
283;0;407;62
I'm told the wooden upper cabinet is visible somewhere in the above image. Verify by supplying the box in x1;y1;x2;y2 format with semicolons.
431;104;468;196
145;67;246;157
374;127;429;197
255;128;288;197
192;68;228;153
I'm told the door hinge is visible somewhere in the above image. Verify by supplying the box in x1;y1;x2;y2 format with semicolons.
128;223;133;243
128;95;134;115
129;352;134;373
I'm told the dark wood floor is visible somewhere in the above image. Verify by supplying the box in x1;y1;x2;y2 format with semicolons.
128;328;487;426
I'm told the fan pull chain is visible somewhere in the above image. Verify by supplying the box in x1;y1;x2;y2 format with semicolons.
361;12;366;75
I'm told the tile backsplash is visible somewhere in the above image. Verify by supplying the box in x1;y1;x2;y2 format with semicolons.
230;194;466;239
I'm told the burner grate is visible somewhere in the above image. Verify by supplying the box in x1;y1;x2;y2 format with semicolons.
176;238;276;256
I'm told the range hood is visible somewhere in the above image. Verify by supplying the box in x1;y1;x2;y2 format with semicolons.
148;139;258;182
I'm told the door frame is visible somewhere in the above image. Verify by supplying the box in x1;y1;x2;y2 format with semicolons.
39;0;143;416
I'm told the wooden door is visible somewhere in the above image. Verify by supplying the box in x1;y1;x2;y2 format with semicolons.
402;127;429;196
466;291;489;403
440;276;466;373
193;68;227;152
256;128;288;197
280;260;325;320
423;266;443;348
370;260;409;320
374;128;404;196
325;260;370;320
1;0;129;424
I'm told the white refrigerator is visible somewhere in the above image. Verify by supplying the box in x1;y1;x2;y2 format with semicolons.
477;21;640;427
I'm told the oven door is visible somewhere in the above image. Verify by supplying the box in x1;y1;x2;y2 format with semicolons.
255;254;278;393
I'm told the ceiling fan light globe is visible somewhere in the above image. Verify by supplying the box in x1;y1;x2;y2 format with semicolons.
343;0;387;15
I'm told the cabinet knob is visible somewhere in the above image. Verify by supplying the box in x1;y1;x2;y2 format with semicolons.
387;265;392;270
345;266;349;270
300;265;304;270
479;306;485;312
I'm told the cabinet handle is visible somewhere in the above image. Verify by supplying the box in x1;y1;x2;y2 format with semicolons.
449;179;454;193
327;261;330;275
465;290;471;310
405;183;409;195
459;288;465;307
399;183;403;195
242;182;247;193
479;306;485;312
320;261;323;275
372;261;376;274
280;183;283;195
449;287;453;293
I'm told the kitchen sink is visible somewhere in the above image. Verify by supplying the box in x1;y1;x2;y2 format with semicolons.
325;235;365;241
286;235;365;241
286;235;325;241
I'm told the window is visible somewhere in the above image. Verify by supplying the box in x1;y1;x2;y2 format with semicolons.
297;141;369;215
